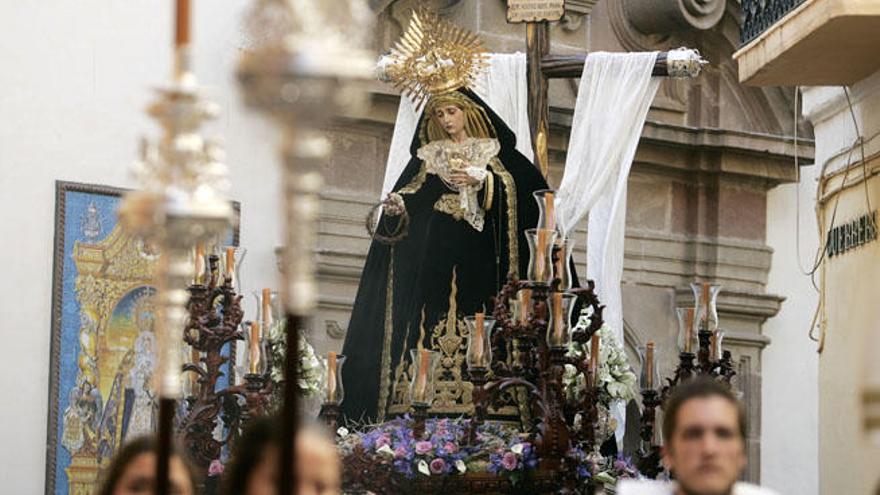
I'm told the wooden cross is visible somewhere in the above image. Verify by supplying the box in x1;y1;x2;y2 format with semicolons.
510;4;680;177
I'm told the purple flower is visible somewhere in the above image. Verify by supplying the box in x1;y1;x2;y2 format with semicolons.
613;459;628;471
415;440;433;455
429;457;446;474
501;452;518;471
208;459;224;476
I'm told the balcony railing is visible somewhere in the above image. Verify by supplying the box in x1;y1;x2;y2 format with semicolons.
741;0;807;45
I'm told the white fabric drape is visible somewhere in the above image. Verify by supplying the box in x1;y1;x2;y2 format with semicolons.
380;52;533;198
556;51;660;347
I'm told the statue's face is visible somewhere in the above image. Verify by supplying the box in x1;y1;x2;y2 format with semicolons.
433;104;466;138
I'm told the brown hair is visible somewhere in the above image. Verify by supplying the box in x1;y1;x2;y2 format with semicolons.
97;436;196;495
662;377;746;445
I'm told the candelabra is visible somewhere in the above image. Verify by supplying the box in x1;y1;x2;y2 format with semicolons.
177;252;275;472
452;192;606;468
637;282;736;477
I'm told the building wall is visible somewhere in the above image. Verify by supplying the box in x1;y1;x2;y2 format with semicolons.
762;158;820;495
803;72;880;495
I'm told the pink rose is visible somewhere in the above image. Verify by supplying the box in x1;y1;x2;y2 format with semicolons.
429;457;446;474
394;445;407;459
415;440;433;455
208;459;224;476
376;434;391;449
501;452;518;471
444;442;458;454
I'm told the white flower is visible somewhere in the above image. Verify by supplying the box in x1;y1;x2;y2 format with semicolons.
455;459;467;473
336;426;349;438
511;443;524;455
418;460;430;476
377;445;395;457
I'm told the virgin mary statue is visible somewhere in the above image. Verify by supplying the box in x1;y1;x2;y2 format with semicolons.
340;86;550;424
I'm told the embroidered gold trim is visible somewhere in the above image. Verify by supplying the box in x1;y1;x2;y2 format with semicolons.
483;172;494;210
489;158;518;276
397;164;428;196
433;194;466;221
376;250;395;422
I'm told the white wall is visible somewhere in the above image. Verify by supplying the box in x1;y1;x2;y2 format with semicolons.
762;156;820;494
0;1;283;492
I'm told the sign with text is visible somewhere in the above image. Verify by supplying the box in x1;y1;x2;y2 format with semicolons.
826;210;877;258
507;0;565;23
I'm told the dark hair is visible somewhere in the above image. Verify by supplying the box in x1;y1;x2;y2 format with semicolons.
222;417;280;495
662;377;746;445
97;436;196;495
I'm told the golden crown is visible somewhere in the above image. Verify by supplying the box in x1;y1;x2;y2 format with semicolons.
385;8;488;109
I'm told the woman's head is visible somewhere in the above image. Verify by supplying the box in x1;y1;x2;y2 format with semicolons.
223;418;341;495
98;436;195;495
421;91;496;144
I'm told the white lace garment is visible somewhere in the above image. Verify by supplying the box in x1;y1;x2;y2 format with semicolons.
416;137;500;231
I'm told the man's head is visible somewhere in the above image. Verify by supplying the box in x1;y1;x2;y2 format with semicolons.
662;378;747;495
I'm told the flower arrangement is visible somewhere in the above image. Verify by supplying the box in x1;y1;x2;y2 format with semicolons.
566;447;639;485
266;318;324;399
338;417;537;483
563;321;639;408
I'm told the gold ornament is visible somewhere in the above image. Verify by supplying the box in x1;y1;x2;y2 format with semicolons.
385;8;488;109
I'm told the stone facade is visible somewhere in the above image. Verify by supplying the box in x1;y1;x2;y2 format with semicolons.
309;0;812;483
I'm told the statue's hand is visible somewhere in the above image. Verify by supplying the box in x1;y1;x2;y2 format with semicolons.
383;193;405;216
449;169;482;187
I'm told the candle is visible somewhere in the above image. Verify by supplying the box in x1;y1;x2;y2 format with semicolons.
685;308;695;353
646;341;655;389
175;0;191;47
327;352;338;403
414;349;430;403
590;332;600;377
474;313;485;365
518;289;532;323
194;243;206;285
262;288;273;330
701;283;710;327
225;247;235;284
536;229;549;280
545;192;556;232
248;322;261;374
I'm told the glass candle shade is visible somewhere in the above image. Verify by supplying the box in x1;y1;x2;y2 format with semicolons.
691;282;721;333
244;321;269;375
325;352;346;405
553;236;575;290
511;288;533;325
710;330;725;361
533;189;558;232
222;246;246;290
465;314;495;370
253;289;281;334
547;292;577;349
676;307;698;354
638;343;660;391
409;349;440;406
191;242;208;285
526;228;558;285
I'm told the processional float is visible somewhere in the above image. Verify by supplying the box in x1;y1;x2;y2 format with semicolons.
318;7;726;495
